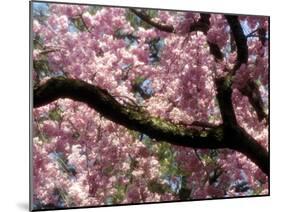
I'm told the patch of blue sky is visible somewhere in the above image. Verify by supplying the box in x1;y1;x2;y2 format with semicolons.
140;79;154;96
68;22;79;33
138;133;150;141
32;2;49;16
51;70;67;77
241;20;252;36
163;175;182;193
125;37;138;47
156;38;165;49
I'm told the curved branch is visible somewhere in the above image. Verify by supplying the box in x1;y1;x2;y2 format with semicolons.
129;9;174;33
225;15;248;73
190;14;223;60
239;79;268;123
189;14;210;33
34;77;225;150
130;10;223;61
33;77;269;175
125;10;268;174
227;125;269;176
215;76;269;175
224;16;268;123
130;11;248;70
126;10;268;174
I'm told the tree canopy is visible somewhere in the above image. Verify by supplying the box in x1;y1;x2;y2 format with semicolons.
32;2;269;210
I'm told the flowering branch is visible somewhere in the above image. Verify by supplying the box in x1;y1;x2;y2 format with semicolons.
33;77;269;175
225;15;248;73
130;9;223;60
225;15;267;123
239;79;268;123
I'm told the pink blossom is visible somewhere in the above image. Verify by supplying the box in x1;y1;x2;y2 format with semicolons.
32;4;268;208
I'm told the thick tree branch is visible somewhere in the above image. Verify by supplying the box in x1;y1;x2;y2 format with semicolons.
215;75;269;176
225;15;248;73
215;76;238;126
127;10;268;172
34;77;226;150
227;125;269;176
224;15;267;123
189;14;210;33
33;77;269;175
212;16;268;174
126;10;268;174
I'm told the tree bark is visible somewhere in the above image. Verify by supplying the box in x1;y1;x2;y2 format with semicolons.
33;77;269;176
215;76;269;176
225;15;248;72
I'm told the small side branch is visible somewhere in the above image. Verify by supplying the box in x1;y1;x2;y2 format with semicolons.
129;8;174;33
239;79;268;123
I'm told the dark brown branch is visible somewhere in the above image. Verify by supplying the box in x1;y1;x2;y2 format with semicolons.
33;77;269;175
126;10;268;174
207;41;224;60
216;17;268;174
70;14;91;32
79;14;91;32
38;49;61;55
239;79;268;123
129;9;174;33
129;12;248;67
215;75;268;175
226;125;269;176
225;15;268;125
225;15;248;73
247;27;268;46
130;10;223;61
189;121;219;129
224;16;268;123
246;28;259;38
257;27;267;46
190;14;223;60
215;76;238;126
189;14;210;33
34;77;225;150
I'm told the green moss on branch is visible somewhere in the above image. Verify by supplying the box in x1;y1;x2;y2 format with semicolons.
33;77;268;175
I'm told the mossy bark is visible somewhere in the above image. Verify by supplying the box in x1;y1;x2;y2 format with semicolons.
34;77;269;175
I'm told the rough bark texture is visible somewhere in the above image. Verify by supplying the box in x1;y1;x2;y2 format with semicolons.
33;77;269;176
34;77;226;149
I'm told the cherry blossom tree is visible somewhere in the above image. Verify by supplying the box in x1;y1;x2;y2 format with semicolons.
31;2;269;210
